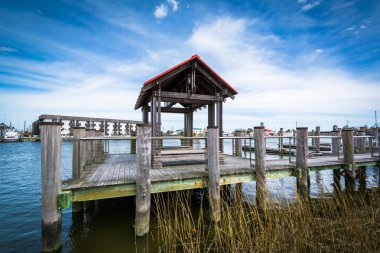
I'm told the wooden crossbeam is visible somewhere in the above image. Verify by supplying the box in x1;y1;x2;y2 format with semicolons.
147;106;191;113
159;91;222;102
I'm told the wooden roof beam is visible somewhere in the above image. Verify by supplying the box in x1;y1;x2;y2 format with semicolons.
146;106;191;114
159;91;222;102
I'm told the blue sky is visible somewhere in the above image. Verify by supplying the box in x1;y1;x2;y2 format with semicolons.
0;0;379;131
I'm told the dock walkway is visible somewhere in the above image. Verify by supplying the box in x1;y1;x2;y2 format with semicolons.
62;153;378;202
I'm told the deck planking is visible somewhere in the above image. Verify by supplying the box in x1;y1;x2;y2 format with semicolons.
63;153;379;191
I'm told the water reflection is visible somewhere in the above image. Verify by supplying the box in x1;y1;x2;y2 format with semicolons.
65;165;379;252
234;166;379;204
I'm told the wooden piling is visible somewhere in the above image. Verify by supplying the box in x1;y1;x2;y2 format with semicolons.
207;127;220;222
233;130;243;156
342;129;355;181
89;129;96;163
131;130;136;154
296;127;308;199
84;129;92;166
315;126;321;153
254;126;266;208
358;130;365;153
331;130;341;157
279;128;283;153
135;123;151;236
40;122;63;252
72;127;85;213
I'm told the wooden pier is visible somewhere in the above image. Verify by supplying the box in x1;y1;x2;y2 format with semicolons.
39;55;380;251
60;139;378;204
40;123;380;251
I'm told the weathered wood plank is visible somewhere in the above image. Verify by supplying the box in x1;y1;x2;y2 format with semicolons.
135;124;151;236
296;127;308;199
40;122;63;252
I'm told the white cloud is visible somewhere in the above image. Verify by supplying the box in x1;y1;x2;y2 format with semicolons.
1;13;378;131
301;1;320;12
154;3;168;19
168;0;179;12
186;16;380;129
0;46;17;53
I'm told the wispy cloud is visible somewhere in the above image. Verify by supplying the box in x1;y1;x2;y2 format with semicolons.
0;46;17;53
154;3;168;19
342;19;371;34
154;0;180;20
187;16;380;129
300;1;321;12
168;0;179;12
0;1;378;130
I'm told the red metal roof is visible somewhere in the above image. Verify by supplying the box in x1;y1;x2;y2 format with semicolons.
143;54;238;94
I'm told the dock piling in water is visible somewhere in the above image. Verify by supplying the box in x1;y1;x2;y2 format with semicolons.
40;122;63;252
254;126;266;208
296;127;308;199
331;130;341;157
358;129;365;153
315;126;321;153
135;123;152;236
72;127;85;213
342;129;355;182
207;127;220;222
279;128;283;153
233;130;243;156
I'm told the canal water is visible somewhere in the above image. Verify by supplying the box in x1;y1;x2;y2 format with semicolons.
0;141;378;252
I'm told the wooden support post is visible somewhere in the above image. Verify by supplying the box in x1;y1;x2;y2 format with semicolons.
40;122;63;252
84;129;91;166
186;111;193;147
292;129;296;145
217;100;224;153
90;129;96;163
135;123;152;236
130;130;136;154
315;126;320;153
99;131;105;158
342;129;355;190
233;130;243;156
157;94;162;148
311;130;315;149
208;103;215;127
296;127;308;199
331;130;341;157
151;95;157;139
182;113;188;147
94;131;100;162
207;127;220;222
254;126;266;208
142;106;148;123
279;128;283;153
72;127;85;213
358;130;365;153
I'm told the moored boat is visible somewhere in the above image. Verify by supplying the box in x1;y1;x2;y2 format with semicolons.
3;129;20;142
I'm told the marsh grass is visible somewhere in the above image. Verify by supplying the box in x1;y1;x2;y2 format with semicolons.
152;186;380;252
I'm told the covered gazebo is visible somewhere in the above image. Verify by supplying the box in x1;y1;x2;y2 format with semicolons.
134;54;238;167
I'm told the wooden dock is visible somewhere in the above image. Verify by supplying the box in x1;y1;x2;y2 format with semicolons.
60;153;379;203
39;123;380;252
38;55;380;251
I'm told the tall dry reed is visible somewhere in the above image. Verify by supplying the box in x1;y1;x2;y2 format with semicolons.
152;186;380;252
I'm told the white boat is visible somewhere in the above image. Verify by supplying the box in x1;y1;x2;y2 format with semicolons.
3;129;20;142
